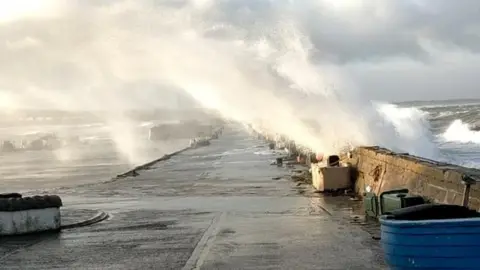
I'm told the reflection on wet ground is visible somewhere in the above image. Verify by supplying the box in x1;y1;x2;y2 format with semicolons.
0;124;386;269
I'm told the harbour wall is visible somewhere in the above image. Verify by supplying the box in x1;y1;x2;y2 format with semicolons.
347;146;480;210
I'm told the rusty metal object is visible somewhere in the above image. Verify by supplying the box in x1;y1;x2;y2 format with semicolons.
461;175;478;207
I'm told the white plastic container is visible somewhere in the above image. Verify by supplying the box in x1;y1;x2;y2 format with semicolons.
311;163;351;191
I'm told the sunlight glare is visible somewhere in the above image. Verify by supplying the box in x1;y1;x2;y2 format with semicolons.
0;0;59;23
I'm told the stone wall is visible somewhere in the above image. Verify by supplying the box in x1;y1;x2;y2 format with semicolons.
348;146;480;210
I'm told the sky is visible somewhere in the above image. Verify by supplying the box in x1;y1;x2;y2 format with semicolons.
0;0;480;110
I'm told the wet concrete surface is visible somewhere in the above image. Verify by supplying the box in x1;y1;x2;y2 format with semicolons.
0;125;386;269
0;137;190;194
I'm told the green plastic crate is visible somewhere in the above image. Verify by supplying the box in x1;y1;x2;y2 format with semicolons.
364;189;426;218
379;189;425;215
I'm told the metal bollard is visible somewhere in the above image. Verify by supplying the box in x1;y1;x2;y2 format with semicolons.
276;157;283;166
461;175;478;207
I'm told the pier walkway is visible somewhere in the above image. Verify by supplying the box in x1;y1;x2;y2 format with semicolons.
0;124;385;269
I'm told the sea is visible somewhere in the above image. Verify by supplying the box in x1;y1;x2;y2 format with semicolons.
399;99;480;168
0;112;191;193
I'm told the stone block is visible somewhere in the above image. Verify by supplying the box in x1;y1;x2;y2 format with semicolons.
445;190;463;205
0;208;61;235
468;187;480;202
0;194;63;236
468;198;480;211
443;170;464;184
425;184;448;202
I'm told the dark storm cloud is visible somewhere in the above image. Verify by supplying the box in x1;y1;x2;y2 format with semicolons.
408;1;480;51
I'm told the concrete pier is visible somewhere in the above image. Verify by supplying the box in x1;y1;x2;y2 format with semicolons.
0;125;385;269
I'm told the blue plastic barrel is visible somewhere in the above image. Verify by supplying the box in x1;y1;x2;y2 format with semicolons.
380;217;480;269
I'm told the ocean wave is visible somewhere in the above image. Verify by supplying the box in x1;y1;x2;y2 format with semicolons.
412;101;480;110
76;123;105;128
434;111;456;118
139;121;154;127
441;119;480;144
428;110;472;120
426;108;480;135
375;104;440;159
80;136;107;141
20;130;43;136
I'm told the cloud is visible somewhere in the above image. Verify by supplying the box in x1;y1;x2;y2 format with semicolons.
1;0;479;108
191;0;480;64
4;0;475;158
0;0;64;24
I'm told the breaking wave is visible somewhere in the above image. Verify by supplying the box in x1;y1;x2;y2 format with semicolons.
0;1;449;163
442;119;480;144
